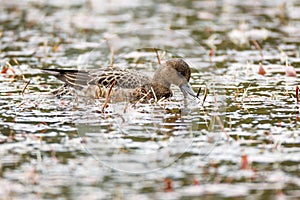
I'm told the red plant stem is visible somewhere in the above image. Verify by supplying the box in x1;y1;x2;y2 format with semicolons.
202;86;209;106
101;80;117;113
296;85;299;103
22;79;31;95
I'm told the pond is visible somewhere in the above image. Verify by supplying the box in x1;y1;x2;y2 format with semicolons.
1;0;300;199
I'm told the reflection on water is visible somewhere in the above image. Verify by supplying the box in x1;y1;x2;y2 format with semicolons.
1;0;300;199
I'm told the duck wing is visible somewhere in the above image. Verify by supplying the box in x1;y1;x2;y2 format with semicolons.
91;69;150;89
42;68;150;89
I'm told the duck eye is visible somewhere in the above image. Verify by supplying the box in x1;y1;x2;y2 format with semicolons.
177;71;184;77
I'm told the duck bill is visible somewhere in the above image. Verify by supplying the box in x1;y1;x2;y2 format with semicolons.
179;82;197;98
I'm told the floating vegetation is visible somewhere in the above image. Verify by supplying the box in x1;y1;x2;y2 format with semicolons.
0;0;300;199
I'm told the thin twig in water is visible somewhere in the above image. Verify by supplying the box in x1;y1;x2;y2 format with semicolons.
158;97;166;103
229;115;232;130
123;102;129;113
12;58;19;65
154;48;161;65
296;85;299;103
106;38;115;68
133;90;151;106
196;86;202;98
202;85;209;106
96;85;103;98
215;115;229;139
101;80;117;113
251;39;264;61
138;91;151;102
1;61;16;75
109;46;114;67
150;87;157;102
13;58;25;80
234;88;243;103
22;79;31;95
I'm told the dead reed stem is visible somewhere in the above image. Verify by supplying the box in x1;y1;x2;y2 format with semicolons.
154;48;161;65
101;80;117;113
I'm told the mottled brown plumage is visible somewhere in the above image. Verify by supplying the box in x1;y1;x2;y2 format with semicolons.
42;59;196;102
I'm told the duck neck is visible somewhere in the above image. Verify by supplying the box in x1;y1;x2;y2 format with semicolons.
152;67;171;88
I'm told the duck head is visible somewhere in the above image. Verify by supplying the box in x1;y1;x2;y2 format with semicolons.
153;59;197;98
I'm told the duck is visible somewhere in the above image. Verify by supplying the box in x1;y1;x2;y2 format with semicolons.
42;59;197;102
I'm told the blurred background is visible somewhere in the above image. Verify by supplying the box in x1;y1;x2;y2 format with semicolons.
1;0;300;199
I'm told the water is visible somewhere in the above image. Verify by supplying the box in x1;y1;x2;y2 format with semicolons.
1;0;300;199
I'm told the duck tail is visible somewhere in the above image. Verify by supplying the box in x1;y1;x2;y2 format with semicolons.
41;69;91;88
